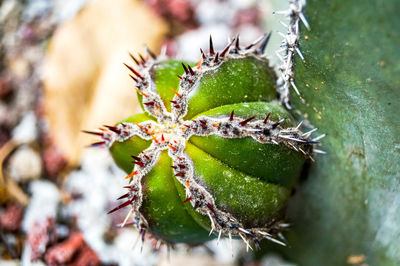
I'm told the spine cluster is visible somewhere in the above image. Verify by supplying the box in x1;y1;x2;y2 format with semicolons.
275;0;309;108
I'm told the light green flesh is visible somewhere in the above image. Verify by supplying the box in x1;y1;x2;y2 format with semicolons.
190;101;304;188
140;151;212;244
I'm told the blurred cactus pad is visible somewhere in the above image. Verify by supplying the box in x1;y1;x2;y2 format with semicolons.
86;34;321;247
266;0;400;265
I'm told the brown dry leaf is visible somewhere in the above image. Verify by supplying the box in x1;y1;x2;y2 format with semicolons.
43;0;167;165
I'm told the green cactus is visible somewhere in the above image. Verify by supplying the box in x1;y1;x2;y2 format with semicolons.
85;34;320;247
258;0;399;265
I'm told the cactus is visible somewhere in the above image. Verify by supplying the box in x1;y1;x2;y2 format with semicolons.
260;0;400;265
85;32;322;247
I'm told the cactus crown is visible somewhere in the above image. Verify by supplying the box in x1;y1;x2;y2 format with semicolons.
85;0;323;250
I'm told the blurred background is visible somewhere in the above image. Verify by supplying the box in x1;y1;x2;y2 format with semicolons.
0;0;290;265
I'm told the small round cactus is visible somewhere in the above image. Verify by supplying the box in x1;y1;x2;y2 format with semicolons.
86;34;319;247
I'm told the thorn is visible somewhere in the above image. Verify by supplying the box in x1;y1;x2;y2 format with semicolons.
129;74;138;82
235;35;240;51
278;232;286;242
229;232;233;258
129;52;140;66
314;149;327;154
290;81;301;96
279;20;289;28
175;172;185;177
239;116;256;126
295;120;304;130
197;57;202;69
134;161;145;167
303;138;320;144
107;199;134;214
135;88;149;98
124;171;138;179
131;155;140;161
213;52;219;63
245;33;265;49
143;101;155;107
104;125;121;134
272;10;289;15
263;234;286;246
88;141;105;147
181;63;189;74
200;48;206;59
170;87;182;98
151;135;159;144
142;153;150;160
207;212;215;236
229;110;234;121
82;130;103;136
295;46;305;61
161;134;165;142
177;75;182;80
123;63;143;79
140;228;146;253
168;144;177;151
170;100;177;104
256;32;272;54
138;53;146;64
263;112;271;124
120;207;134;228
313;134;326;141
271;118;285;129
145;46;157;59
183;197;192;203
221;38;235;57
299;12;311;30
301;128;318;137
213;123;220;127
239;234;253;251
209;35;215;55
117;193;130;200
217;231;222;245
136;123;143;129
187;64;195;75
237;227;251;235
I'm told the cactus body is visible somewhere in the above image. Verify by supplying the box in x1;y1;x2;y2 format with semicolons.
88;36;319;246
258;0;400;265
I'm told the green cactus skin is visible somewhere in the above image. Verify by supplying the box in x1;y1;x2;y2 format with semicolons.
87;35;321;247
257;0;400;265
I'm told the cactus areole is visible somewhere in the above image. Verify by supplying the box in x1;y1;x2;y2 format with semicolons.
86;32;321;247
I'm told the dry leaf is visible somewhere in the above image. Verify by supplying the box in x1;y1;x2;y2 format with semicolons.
43;0;167;165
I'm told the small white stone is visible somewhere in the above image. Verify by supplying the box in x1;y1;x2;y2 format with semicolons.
22;180;60;232
8;146;42;182
11;112;38;144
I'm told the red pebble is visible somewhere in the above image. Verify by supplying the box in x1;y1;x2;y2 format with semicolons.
27;217;56;261
234;7;262;27
45;232;100;266
43;144;67;177
145;0;196;27
0;203;24;232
